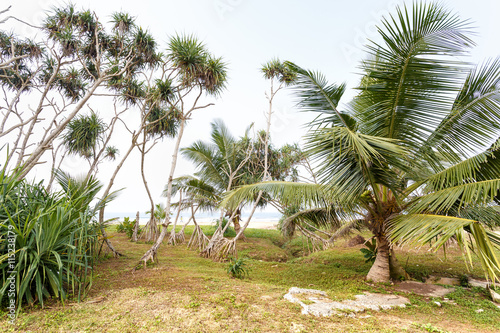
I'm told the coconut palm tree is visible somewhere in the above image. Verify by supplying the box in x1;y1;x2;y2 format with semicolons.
179;119;254;235
222;2;500;283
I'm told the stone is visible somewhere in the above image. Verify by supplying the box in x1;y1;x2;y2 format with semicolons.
442;298;457;305
434;301;441;307
475;309;484;313
290;322;306;333
469;278;490;289
283;287;409;317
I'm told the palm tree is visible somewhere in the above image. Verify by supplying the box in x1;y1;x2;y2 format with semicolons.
222;2;500;283
179;119;253;235
139;35;228;265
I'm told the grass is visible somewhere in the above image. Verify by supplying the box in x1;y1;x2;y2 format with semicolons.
1;227;499;332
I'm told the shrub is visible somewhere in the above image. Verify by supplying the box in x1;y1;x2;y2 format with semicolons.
0;169;110;312
360;238;377;263
210;217;235;237
117;217;138;239
227;257;250;279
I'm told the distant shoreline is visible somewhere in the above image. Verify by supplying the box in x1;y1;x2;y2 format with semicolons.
109;219;278;230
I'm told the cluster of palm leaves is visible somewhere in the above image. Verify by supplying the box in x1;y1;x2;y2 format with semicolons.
170;120;254;233
0;169;112;311
222;2;500;283
170;119;304;236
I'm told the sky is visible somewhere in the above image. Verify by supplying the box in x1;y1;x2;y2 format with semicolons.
5;0;500;218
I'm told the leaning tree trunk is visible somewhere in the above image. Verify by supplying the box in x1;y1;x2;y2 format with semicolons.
97;139;137;257
140;117;186;265
366;234;391;283
139;131;159;243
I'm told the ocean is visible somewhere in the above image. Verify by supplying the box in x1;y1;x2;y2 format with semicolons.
104;210;282;225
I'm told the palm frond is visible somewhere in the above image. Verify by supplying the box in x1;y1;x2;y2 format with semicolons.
284;61;347;128
306;126;408;202
282;206;359;234
181;141;224;187
409;179;500;214
355;2;473;149
419;145;500;192
168;176;220;211
221;181;332;211
387;213;500;282
427;58;500;160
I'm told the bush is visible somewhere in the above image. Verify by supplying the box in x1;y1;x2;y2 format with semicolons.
227;257;250;279
117;217;138;239
0;169;108;312
359;238;377;263
210;217;235;237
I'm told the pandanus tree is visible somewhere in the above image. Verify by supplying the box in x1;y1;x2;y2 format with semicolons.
139;105;181;242
139;35;228;265
61;110;119;175
0;5;159;179
169;175;219;248
222;2;500;283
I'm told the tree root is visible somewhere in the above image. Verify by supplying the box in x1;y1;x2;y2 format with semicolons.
100;226;123;257
188;224;209;251
142;218;159;243
139;247;157;269
200;235;236;262
168;231;185;245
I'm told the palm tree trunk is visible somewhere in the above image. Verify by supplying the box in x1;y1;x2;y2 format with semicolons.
169;191;183;245
366;234;391;283
389;248;409;280
233;214;241;235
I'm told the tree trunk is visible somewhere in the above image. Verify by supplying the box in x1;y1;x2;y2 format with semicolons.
18;76;105;178
97;139;137;257
366;234;391;283
233;215;241;235
389;248;409;281
168;191;183;245
140;117;186;265
132;211;140;242
140;131;157;242
100;225;123;258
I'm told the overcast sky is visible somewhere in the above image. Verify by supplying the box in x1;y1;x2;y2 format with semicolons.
6;0;500;217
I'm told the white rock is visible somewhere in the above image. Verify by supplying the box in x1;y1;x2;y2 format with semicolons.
283;287;410;317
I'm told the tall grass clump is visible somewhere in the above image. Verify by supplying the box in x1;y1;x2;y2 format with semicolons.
0;169;113;312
